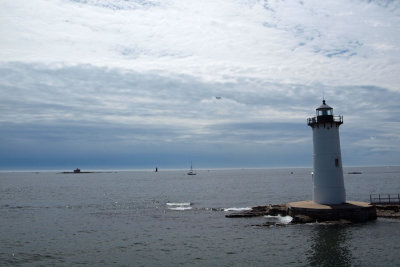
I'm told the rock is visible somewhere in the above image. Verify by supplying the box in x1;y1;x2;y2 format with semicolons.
226;202;385;224
375;204;399;212
266;204;288;216
225;204;287;218
225;212;262;218
375;205;400;219
292;215;315;224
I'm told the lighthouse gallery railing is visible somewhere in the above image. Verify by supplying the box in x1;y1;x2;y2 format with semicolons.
307;115;343;125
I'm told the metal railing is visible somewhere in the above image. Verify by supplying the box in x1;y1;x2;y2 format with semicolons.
307;115;343;125
307;115;343;124
370;194;400;204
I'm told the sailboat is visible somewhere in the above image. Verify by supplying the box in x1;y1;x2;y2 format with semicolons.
187;162;196;175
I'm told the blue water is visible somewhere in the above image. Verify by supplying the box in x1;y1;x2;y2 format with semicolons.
1;166;399;266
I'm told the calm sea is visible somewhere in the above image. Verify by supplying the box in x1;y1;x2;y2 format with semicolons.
1;166;399;266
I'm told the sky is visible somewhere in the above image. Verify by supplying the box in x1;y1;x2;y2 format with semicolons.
0;0;399;170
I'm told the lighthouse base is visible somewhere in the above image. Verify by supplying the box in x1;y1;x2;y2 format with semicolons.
287;201;376;223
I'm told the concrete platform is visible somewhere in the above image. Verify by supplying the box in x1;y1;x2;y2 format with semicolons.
287;200;377;223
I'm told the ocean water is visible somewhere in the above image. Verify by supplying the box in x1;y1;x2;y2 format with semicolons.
1;166;399;266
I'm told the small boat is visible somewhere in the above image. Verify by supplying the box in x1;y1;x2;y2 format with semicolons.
73;168;81;173
187;162;196;175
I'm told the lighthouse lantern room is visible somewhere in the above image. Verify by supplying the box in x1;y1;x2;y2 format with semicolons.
307;100;346;205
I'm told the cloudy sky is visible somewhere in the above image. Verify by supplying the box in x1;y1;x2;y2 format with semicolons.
1;0;399;170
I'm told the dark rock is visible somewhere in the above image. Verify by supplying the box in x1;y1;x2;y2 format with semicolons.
292;215;315;224
227;202;392;223
225;212;261;218
375;205;399;212
375;205;400;218
266;204;288;216
225;204;287;218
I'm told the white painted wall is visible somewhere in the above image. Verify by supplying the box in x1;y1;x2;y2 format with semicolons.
312;123;346;204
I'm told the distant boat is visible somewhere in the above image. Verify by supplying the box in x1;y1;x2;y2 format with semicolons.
187;162;196;175
73;168;81;173
155;167;158;172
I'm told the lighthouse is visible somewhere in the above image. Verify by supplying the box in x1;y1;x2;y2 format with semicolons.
285;100;376;223
307;100;346;204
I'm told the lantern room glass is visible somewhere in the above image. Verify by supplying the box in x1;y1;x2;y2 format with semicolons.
317;109;332;116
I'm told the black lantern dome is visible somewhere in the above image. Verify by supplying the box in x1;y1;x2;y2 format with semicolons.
307;100;343;127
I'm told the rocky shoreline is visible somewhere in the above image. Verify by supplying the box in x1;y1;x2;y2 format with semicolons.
225;203;400;225
225;204;319;224
225;204;288;218
374;204;400;219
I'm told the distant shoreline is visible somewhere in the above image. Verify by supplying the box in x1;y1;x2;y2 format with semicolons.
60;171;116;174
0;165;399;173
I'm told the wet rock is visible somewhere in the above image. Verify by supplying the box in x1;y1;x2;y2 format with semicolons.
291;215;314;224
226;202;398;223
375;205;400;218
225;204;287;218
266;204;288;216
225;212;262;218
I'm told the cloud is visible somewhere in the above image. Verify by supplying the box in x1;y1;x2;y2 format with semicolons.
1;0;400;89
0;62;399;169
0;0;399;168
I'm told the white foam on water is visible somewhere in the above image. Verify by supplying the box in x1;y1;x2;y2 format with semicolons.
166;202;192;210
223;207;252;212
264;215;293;224
166;202;191;206
168;206;193;211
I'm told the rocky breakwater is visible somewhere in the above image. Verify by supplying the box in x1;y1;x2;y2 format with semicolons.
225;204;319;224
287;201;377;223
225;204;295;226
375;204;400;219
225;202;397;224
225;204;288;218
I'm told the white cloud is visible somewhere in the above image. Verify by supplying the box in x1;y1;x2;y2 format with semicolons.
0;0;400;168
1;0;400;89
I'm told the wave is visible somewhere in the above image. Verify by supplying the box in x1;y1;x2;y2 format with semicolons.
166;202;192;211
168;206;193;211
264;215;293;224
223;207;252;212
166;202;191;206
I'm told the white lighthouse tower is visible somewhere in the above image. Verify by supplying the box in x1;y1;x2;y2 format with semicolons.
286;100;375;222
307;100;346;204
